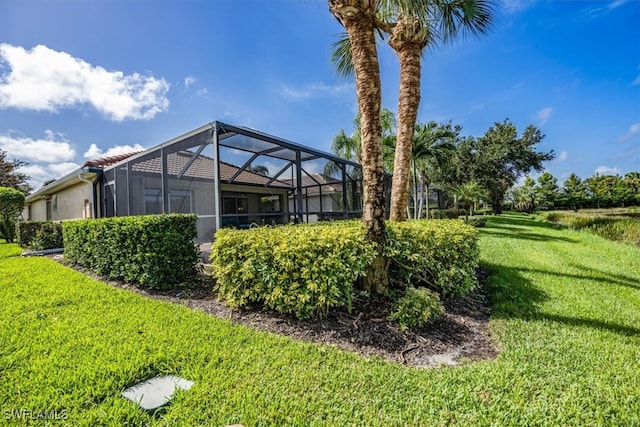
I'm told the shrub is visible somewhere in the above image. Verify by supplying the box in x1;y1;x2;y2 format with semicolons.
31;222;63;250
434;208;465;219
17;221;63;249
389;287;444;331
458;216;487;227
385;220;479;297
211;221;376;320
0;187;24;243
63;214;199;289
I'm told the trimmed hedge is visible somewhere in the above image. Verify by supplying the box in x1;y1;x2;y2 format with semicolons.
63;214;199;289
211;221;376;319
17;221;63;249
386;220;479;297
211;219;479;319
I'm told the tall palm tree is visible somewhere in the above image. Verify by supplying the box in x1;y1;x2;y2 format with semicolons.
410;121;457;219
328;0;391;293
388;0;495;221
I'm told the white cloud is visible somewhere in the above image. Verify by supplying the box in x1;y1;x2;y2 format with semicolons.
534;106;553;126
279;82;354;101
0;130;75;163
594;165;622;176
619;122;640;142
17;162;82;189
556;150;568;162
633;75;640;86
49;162;81;175
184;75;198;88
470;103;485;112
0;44;169;121
576;0;629;20
83;143;145;159
501;0;537;14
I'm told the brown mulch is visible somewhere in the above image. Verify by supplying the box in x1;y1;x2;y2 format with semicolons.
53;256;498;368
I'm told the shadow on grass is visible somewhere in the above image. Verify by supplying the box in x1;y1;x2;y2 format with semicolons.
511;265;640;291
482;263;640;337
480;229;578;243
485;213;563;231
539;313;640;337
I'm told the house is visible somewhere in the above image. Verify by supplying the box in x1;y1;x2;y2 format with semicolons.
22;121;364;243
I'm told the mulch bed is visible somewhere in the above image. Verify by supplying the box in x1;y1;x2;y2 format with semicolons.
53;256;498;368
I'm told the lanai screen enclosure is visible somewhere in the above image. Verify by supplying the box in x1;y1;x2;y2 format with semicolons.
101;122;372;242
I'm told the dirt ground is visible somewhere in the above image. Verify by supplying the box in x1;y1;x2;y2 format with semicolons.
56;256;498;368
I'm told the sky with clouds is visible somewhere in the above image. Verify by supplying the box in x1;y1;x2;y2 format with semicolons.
0;0;638;189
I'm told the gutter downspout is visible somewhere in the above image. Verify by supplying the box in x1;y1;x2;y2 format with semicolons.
78;168;102;219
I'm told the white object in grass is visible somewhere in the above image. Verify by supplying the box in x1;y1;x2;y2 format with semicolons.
122;375;194;410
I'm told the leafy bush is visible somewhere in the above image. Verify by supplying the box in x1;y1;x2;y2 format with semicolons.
386;220;479;297
63;214;199;289
432;208;465;219
458;216;487;227
0;187;24;243
211;221;376;319
31;222;63;250
17;221;63;249
389;287;444;331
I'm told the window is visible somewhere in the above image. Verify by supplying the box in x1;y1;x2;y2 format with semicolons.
144;188;162;214
169;190;192;214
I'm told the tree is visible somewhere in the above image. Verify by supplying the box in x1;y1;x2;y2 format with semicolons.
328;0;392;293
330;109;397;170
409;121;457;219
248;165;269;176
387;0;495;221
0;149;32;194
469;120;554;214
0;187;25;243
511;177;538;213
623;172;640;205
451;181;487;220
536;171;559;211
562;173;586;211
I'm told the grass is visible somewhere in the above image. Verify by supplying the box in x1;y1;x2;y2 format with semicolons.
1;215;639;425
540;209;640;246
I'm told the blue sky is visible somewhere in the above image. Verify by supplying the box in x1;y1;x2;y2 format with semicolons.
1;0;638;189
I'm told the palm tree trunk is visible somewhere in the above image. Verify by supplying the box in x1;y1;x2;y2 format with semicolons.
389;25;423;222
412;160;419;219
329;2;388;293
425;181;430;219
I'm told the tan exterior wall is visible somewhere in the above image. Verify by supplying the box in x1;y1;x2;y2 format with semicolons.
23;182;94;222
51;182;93;221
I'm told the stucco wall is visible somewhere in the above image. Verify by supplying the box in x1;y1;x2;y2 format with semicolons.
50;182;93;221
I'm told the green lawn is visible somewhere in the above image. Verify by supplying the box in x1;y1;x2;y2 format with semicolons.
1;214;639;426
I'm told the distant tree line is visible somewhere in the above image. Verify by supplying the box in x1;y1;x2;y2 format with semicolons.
509;171;640;212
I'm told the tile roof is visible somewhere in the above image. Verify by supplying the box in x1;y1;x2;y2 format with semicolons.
82;152;141;168
283;173;342;194
128;151;291;188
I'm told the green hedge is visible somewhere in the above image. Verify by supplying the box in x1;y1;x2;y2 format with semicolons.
63;214;199;289
211;219;479;319
211;221;377;319
17;221;63;249
386;220;479;297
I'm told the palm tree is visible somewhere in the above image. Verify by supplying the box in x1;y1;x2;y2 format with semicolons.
410;121;457;219
452;181;487;221
330;109;396;169
387;0;495;221
328;0;391;293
